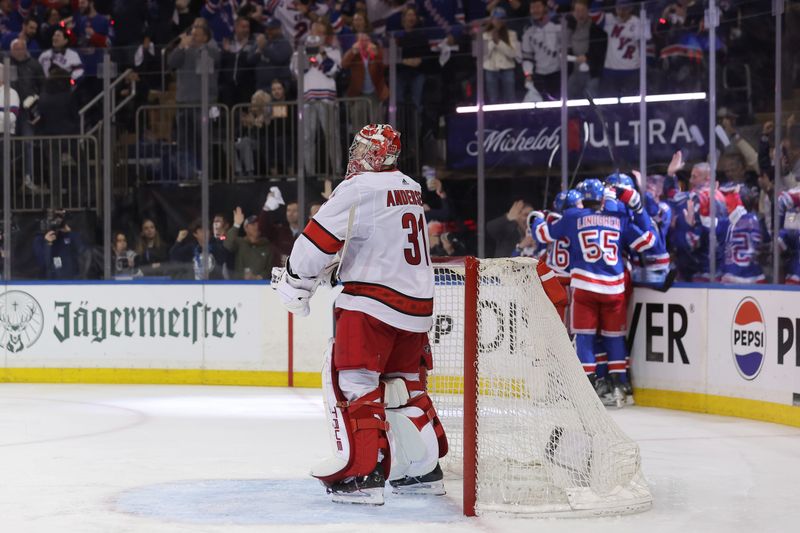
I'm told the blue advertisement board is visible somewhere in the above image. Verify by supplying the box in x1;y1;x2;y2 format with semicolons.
446;101;710;170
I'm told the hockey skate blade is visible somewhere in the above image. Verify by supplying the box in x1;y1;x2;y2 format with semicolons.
600;394;616;408
330;486;385;506
613;389;626;409
391;480;446;496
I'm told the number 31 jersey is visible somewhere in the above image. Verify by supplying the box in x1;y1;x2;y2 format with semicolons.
536;207;655;295
288;170;434;332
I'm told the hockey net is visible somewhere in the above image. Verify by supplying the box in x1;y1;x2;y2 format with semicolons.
428;257;652;517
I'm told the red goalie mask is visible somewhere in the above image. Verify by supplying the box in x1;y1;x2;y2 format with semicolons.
346;124;401;177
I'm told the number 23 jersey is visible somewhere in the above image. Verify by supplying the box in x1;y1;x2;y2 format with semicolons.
536;207;655;295
288;171;434;332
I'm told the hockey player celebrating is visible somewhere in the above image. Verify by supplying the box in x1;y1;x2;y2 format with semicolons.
531;189;582;324
536;178;656;407
275;124;447;505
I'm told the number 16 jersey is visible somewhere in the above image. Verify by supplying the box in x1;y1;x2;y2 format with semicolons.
536;207;655;295
288;170;434;333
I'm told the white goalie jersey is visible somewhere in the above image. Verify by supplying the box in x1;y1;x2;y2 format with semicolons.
288;171;434;333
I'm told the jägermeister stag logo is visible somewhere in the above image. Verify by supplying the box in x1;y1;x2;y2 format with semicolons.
0;291;45;353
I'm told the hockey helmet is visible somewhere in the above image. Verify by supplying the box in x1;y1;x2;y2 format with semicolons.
346;124;402;177
552;191;568;212
564;189;582;209
605;172;635;189
577;178;604;203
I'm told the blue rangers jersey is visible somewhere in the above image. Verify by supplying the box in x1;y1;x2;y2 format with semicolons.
721;207;765;284
777;186;800;229
666;190;698;280
531;212;571;279
536;207;655;294
683;188;729;281
640;192;672;271
778;229;800;284
603;189;666;270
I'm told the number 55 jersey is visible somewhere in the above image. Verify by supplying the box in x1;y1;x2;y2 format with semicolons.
536;207;656;295
288;171;434;333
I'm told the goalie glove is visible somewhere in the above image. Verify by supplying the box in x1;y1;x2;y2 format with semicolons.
274;260;316;317
615;186;643;214
273;258;342;316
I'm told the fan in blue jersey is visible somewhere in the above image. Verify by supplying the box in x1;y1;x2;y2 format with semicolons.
778;229;800;285
536;178;656;407
685;164;732;281
775;186;800;284
721;186;765;284
630;175;674;284
776;186;800;230
666;188;697;280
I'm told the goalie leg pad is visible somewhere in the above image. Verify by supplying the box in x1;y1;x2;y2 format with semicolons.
382;377;448;482
311;343;391;485
403;388;448;459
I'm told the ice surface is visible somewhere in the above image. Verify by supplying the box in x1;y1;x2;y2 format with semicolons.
0;384;797;533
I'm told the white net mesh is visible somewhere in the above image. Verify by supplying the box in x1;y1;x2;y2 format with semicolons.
429;257;652;516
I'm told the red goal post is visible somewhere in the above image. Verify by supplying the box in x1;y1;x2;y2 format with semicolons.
429;256;652;517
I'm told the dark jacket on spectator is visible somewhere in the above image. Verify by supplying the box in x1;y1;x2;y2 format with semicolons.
37;74;79;135
220;37;257;106
111;0;149;49
248;36;293;91
566;14;607;79
396;27;434;75
150;0;178;45
487;215;525;257
11;55;44;103
135;241;170;276
11;55;44;134
257;208;298;259
169;237;229;280
33;231;86;279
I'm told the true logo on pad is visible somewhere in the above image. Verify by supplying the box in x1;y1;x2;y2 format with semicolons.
731;297;766;380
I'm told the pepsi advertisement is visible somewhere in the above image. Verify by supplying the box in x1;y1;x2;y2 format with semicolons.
628;285;800;426
446;101;709;170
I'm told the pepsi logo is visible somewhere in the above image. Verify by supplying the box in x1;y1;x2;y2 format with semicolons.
731;297;766;380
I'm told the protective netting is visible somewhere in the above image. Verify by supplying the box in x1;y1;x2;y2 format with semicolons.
429;257;652;516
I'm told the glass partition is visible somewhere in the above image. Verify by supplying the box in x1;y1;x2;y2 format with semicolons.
776;0;800;285
0;1;791;285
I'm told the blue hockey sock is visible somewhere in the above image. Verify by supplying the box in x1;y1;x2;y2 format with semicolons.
575;334;597;375
594;337;608;378
603;335;629;384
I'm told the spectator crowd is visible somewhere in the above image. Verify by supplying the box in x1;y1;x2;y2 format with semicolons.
0;0;797;286
0;0;778;160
